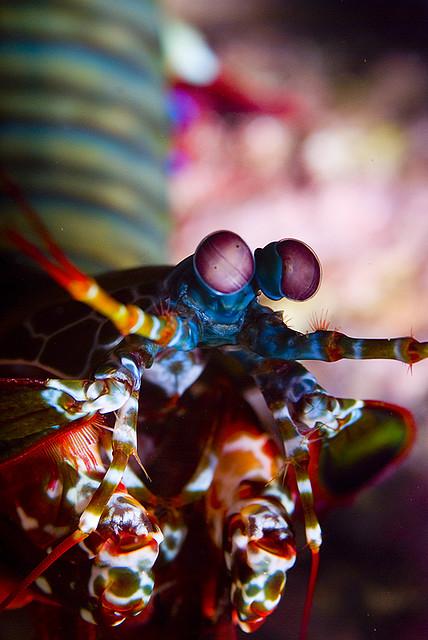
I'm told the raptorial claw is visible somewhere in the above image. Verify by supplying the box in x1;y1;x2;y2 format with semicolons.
84;491;163;626
226;497;296;632
206;411;297;633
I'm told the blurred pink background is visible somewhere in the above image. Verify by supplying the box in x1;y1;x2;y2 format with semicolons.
164;1;428;637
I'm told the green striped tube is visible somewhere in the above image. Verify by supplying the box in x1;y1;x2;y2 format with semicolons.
0;0;171;271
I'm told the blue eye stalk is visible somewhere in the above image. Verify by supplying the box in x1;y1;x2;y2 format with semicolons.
255;238;321;301
193;230;321;303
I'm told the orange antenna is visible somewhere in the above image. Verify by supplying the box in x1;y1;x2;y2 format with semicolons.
0;169;83;280
2;170;185;345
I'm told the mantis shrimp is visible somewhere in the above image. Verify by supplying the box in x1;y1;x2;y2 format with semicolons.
0;178;426;638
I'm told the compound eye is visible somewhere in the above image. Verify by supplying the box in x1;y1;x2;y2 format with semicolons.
277;239;321;301
193;230;255;294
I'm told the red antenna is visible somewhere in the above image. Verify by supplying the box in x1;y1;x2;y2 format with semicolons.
299;549;320;640
0;530;87;611
1;168;88;286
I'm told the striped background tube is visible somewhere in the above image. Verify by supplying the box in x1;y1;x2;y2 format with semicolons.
0;0;171;271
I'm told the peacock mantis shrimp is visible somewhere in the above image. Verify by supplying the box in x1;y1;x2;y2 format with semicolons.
0;176;426;639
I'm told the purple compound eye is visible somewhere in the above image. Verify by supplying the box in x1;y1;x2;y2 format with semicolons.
193;231;255;294
277;239;321;301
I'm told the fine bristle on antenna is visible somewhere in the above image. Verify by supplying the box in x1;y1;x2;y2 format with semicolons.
309;309;331;333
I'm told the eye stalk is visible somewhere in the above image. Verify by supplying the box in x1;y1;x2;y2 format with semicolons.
193;230;255;295
255;239;321;301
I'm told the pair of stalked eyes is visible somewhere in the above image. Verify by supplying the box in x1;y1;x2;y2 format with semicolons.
193;230;321;301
